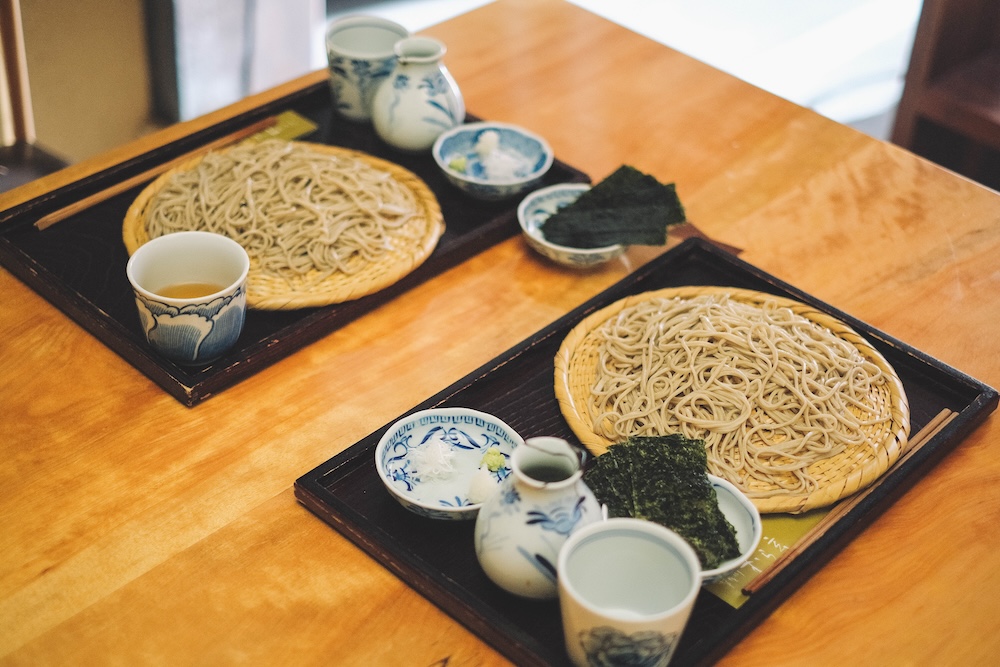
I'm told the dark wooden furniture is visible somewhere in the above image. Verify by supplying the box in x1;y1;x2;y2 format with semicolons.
891;0;1000;189
0;0;67;192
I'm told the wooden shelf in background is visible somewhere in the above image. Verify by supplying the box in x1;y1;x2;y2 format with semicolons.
917;48;1000;152
891;0;1000;188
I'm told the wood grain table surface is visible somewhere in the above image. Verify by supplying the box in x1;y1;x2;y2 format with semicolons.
2;1;999;664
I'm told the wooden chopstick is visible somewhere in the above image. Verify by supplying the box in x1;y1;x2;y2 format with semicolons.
34;116;277;230
742;407;958;595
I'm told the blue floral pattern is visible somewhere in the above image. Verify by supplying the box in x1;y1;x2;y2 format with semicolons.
378;410;519;519
382;71;462;131
578;626;679;667
474;460;600;597
134;284;246;365
369;36;465;151
526;495;588;536
328;54;397;119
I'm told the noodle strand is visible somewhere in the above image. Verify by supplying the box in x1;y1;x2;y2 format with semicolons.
586;294;892;498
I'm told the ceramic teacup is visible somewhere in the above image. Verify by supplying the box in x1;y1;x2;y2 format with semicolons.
557;518;701;667
325;15;409;121
125;231;250;366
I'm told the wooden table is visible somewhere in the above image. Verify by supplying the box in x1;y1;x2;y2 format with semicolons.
2;1;999;664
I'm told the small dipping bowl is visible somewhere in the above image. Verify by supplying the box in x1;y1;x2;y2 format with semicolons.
375;407;524;520
517;183;626;269
432;121;554;201
125;231;249;366
702;475;763;583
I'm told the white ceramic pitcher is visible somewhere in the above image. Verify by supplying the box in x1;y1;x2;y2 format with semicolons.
371;36;465;152
473;436;601;599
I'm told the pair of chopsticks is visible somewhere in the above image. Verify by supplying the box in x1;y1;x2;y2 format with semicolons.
742;407;959;595
33;116;277;231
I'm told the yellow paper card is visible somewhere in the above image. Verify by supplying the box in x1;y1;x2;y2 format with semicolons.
247;110;319;143
705;507;827;608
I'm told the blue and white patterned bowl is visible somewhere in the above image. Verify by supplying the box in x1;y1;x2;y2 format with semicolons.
126;231;249;366
702;475;763;583
432;121;554;200
325;15;409;121
517;183;626;269
375;407;524;520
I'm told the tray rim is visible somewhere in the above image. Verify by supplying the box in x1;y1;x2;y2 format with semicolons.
0;84;589;406
0;72;332;226
294;237;998;667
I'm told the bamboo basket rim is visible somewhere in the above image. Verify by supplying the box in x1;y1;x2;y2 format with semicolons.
554;285;911;514
122;141;444;310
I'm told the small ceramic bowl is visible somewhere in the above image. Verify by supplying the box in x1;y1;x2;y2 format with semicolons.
702;475;763;583
375;407;524;520
125;231;249;365
517;183;626;269
432;121;554;200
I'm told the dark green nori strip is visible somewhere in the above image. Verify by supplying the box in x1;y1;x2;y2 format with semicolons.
539;206;669;248
569;165;674;208
582;444;635;519
540;165;686;249
583;434;741;569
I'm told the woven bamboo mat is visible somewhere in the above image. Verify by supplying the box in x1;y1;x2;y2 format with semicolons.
123;142;444;310
554;286;910;514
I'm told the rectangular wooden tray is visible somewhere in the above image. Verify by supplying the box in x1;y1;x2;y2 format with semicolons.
294;238;998;667
0;83;587;406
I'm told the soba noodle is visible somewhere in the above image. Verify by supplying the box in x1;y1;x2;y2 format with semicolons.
587;294;891;498
144;139;423;288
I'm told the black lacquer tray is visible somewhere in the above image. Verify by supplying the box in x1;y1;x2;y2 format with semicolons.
295;238;997;666
0;83;587;405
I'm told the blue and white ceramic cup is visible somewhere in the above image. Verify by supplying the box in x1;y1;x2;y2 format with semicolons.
557;518;702;667
325;15;409;122
126;231;250;366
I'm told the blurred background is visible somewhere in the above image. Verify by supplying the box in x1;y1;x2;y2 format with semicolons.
3;0;997;191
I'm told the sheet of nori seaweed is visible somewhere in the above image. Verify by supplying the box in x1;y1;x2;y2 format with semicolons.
540;165;686;248
583;434;741;569
539;206;669;248
580;444;635;518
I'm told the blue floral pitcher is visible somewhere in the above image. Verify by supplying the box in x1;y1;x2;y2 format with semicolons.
371;36;465;152
473;436;601;599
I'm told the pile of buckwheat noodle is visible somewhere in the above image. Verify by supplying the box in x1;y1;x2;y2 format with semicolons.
143;139;422;288
587;293;891;498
